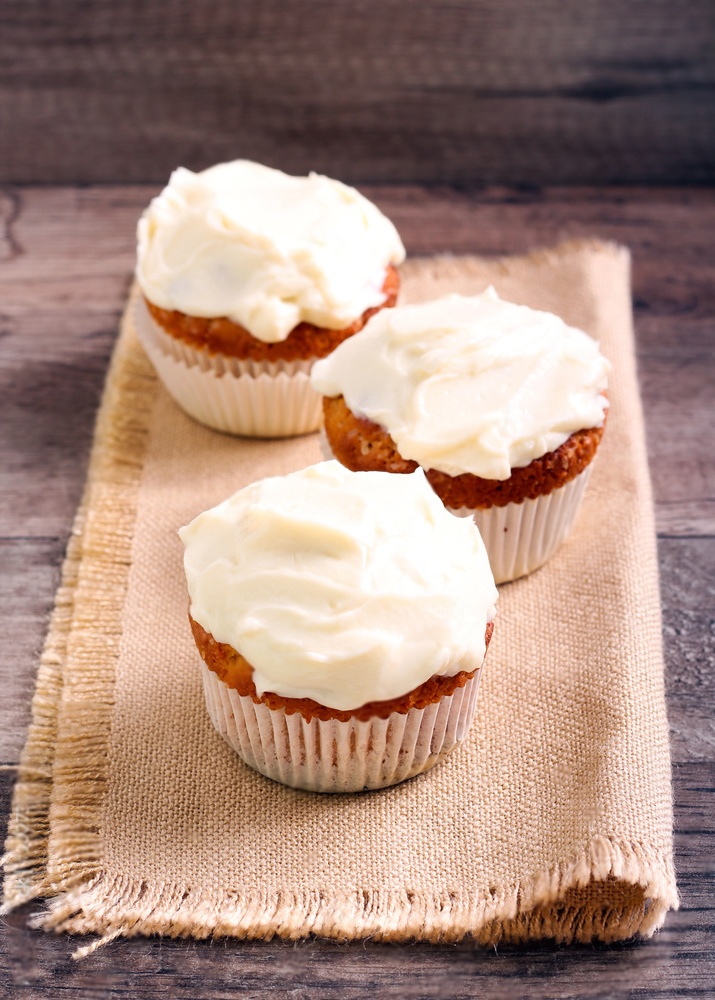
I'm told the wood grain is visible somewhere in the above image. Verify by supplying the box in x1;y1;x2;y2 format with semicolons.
0;540;63;761
1;1;714;185
1;185;713;997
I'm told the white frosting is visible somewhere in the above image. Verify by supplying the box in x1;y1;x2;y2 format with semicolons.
136;160;405;343
180;462;497;711
312;288;610;480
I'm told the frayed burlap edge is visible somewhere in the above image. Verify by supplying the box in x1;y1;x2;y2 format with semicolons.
0;502;86;907
35;836;676;960
1;293;156;913
2;243;678;957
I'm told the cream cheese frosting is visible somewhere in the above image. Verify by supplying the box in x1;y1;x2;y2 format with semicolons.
179;461;497;711
311;288;610;480
136;160;405;344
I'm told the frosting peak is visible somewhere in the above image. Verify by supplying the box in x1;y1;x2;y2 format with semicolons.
136;160;405;343
311;289;610;480
180;462;497;711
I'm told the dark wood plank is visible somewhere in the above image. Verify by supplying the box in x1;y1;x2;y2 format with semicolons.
0;315;115;539
1;1;714;185
0;187;136;313
660;538;715;763
0;540;64;761
0;187;128;537
643;356;715;538
1;185;713;997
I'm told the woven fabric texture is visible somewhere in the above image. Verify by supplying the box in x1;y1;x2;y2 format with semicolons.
2;243;678;955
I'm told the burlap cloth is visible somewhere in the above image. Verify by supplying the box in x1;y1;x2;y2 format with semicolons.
2;242;678;956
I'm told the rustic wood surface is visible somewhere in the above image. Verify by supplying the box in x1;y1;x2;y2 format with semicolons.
1;186;714;998
2;1;714;187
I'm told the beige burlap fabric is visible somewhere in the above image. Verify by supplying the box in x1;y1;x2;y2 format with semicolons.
2;242;678;955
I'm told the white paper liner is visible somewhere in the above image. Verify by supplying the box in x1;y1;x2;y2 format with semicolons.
135;298;322;437
450;464;594;585
200;660;482;793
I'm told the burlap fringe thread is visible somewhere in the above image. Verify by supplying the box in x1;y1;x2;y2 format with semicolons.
1;313;155;943
2;246;678;958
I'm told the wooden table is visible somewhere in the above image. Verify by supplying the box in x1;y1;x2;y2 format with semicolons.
1;186;713;998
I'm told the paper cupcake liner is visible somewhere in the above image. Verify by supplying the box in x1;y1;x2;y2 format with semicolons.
450;464;594;585
135;298;322;437
200;660;482;793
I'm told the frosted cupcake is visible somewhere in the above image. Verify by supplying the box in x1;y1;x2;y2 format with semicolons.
135;160;405;437
312;289;610;584
179;461;497;793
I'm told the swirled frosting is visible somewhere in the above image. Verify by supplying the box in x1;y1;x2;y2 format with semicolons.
136;160;405;343
179;461;497;711
311;288;610;480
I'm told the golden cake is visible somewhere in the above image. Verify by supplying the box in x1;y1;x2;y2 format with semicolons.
135;160;405;437
313;288;610;582
180;462;498;792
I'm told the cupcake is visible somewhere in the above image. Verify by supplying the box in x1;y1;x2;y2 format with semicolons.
312;289;610;584
179;461;497;793
135;160;405;438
